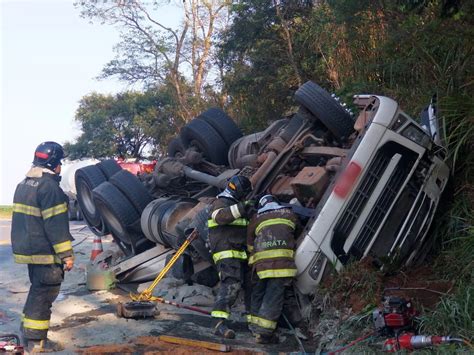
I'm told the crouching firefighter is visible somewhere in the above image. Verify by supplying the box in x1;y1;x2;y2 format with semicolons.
208;175;254;339
247;194;299;344
11;141;74;352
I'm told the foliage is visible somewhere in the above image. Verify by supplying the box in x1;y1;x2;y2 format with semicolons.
0;206;12;220
65;89;178;160
419;283;473;341
77;0;230;121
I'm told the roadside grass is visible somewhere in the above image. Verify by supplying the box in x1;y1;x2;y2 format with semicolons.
0;206;12;219
419;283;473;341
321;258;383;312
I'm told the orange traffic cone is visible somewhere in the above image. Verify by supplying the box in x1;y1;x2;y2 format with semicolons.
90;235;103;262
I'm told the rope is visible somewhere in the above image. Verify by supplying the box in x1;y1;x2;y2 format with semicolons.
324;331;376;355
281;313;306;354
72;236;90;247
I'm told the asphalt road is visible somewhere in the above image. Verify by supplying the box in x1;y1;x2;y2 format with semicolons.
0;219;314;353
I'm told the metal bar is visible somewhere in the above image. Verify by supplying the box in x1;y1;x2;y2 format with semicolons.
158;335;231;352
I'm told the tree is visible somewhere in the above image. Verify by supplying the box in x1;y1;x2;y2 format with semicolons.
65;90;177;160
77;0;230;121
217;0;312;132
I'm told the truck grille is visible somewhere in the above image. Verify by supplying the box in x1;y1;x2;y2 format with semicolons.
350;165;409;258
331;142;418;264
336;152;390;236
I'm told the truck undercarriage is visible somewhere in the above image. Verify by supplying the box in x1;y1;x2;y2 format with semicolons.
74;81;450;295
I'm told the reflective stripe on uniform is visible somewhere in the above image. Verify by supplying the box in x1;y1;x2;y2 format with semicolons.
23;317;50;330
207;218;248;229
211;310;230;319
248;249;294;264
211;208;222;221
230;204;241;219
246;314;252;323
14;254;61;264
212;250;247;263
12;203;41;217
247;244;254;252
257;268;297;279
248;315;277;330
53;240;72;253
42;202;68;219
255;218;295;235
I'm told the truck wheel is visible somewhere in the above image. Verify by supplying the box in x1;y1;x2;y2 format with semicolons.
75;166;109;234
97;159;122;179
181;119;229;165
167;136;186;158
199;108;243;147
109;170;153;214
295;81;354;140
93;182;140;247
76;206;83;221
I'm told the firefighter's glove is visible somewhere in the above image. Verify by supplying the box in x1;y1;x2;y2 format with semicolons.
243;200;257;216
63;257;74;271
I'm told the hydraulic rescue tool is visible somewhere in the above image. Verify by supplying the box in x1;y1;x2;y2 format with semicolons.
372;294;468;352
383;334;465;352
116;229;210;318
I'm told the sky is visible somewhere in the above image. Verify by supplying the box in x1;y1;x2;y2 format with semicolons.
0;1;180;204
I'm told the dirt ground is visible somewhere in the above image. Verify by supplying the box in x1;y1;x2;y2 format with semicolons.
0;219;315;354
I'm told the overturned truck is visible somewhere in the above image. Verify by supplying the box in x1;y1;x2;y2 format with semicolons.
75;81;450;295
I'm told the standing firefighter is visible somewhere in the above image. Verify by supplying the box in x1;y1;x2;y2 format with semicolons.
247;194;299;344
208;175;253;339
11;141;74;352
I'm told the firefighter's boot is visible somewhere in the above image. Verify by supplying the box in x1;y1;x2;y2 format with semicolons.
28;339;64;353
214;320;235;339
254;333;279;344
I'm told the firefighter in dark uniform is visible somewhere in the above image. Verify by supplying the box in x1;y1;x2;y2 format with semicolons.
11;141;74;352
247;194;299;344
208;175;253;339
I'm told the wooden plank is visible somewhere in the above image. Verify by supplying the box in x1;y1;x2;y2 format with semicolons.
158;335;231;352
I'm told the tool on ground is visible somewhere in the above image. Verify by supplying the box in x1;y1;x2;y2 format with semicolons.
90;235;103;261
383;333;466;352
372;295;417;335
158;335;231;352
116;229;199;318
155;297;211;315
0;333;24;354
372;294;471;352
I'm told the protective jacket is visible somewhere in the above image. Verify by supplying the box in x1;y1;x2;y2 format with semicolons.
208;196;251;321
247;206;298;279
208;196;249;265
11;167;74;264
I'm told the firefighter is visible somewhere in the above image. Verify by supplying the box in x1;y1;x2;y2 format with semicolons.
247;194;299;344
11;141;74;352
208;175;254;339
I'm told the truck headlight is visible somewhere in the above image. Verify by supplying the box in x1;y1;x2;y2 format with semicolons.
308;252;326;280
401;124;431;147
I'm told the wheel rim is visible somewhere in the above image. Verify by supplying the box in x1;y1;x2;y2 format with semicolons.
78;180;96;215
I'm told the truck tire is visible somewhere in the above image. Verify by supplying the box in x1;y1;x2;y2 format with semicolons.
75;165;108;233
295;81;354;140
167;136;186;158
199;108;243;147
109;169;153;214
181;119;229;165
97;159;122;179
93;182;140;246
